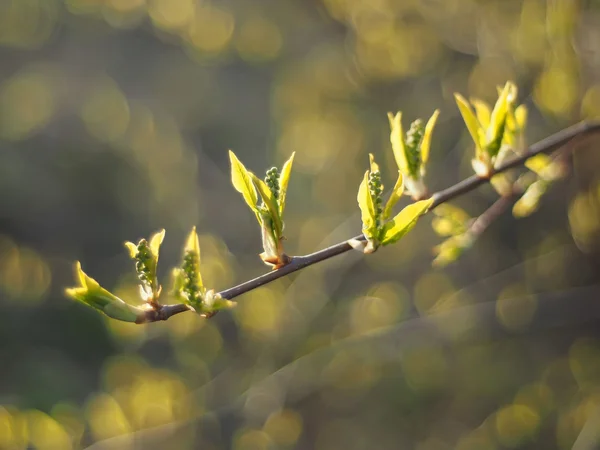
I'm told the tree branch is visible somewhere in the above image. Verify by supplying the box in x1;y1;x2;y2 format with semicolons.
152;120;600;322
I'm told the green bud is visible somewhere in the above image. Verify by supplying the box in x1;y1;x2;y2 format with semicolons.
405;119;424;177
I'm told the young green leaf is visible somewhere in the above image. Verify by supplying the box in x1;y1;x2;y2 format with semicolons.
229;150;259;212
388;112;409;176
485;82;512;155
357;170;377;240
381;197;434;245
278;152;295;215
454;93;483;152
420;109;440;168
382;171;404;221
471;99;491;130
251;173;284;238
65;262;144;323
513;180;547;218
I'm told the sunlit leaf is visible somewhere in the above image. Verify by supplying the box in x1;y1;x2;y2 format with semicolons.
420;109;440;167
486;82;512;154
472;100;491;132
454;93;482;152
432;234;473;268
278;152;295;215
357;170;377;239
369;153;380;174
149;229;165;260
514;104;528;130
65;262;142;323
229;150;259;212
382;171;404;221
431;203;470;236
388;112;409;175
251;173;284;238
381;197;433;245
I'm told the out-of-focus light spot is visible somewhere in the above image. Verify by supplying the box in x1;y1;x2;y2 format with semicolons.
103;0;147;29
401;345;448;393
186;6;235;55
455;426;497;450
534;66;578;117
0;406;28;450
569;338;600;391
81;78;130;143
568;190;600;251
148;0;195;31
413;272;454;315
510;0;547;66
0;236;51;303
581;85;600;120
468;59;515;100
233;429;272;450
514;383;554;420
323;351;380;391
25;409;72;450
279;112;363;174
496;284;537;331
102;355;149;392
236;16;283;62
0;67;58;141
263;409;303;447
85;393;132;442
126;371;192;429
236;287;283;338
349;282;409;335
0;0;58;49
495;404;540;448
50;403;85;447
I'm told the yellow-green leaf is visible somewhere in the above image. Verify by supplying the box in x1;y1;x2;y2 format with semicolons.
388;112;409;175
486;82;512;147
65;262;142;322
381;197;433;245
149;229;165;260
454;93;482;152
471;99;491;130
229;150;259;212
525;154;552;177
420;109;440;166
357;170;377;239
124;242;137;258
278;152;295;215
382;171;404;221
251;173;284;238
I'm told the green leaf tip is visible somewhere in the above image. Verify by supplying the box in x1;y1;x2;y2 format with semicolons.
229;150;295;269
65;262;144;323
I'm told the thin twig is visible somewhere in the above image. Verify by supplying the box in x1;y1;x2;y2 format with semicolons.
151;120;600;322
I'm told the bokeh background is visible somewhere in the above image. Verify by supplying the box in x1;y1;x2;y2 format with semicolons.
2;0;600;449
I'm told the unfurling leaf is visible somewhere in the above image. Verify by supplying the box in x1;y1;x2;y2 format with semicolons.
382;171;404;221
357;170;378;243
279;151;295;215
124;229;165;303
229;150;259;212
388;112;408;177
251;173;284;240
454;93;483;153
65;262;144;323
420;109;440;168
381;197;434;245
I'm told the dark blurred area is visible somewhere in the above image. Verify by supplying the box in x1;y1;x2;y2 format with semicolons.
2;0;600;449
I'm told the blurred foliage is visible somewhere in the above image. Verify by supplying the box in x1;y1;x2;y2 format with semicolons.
2;0;600;449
